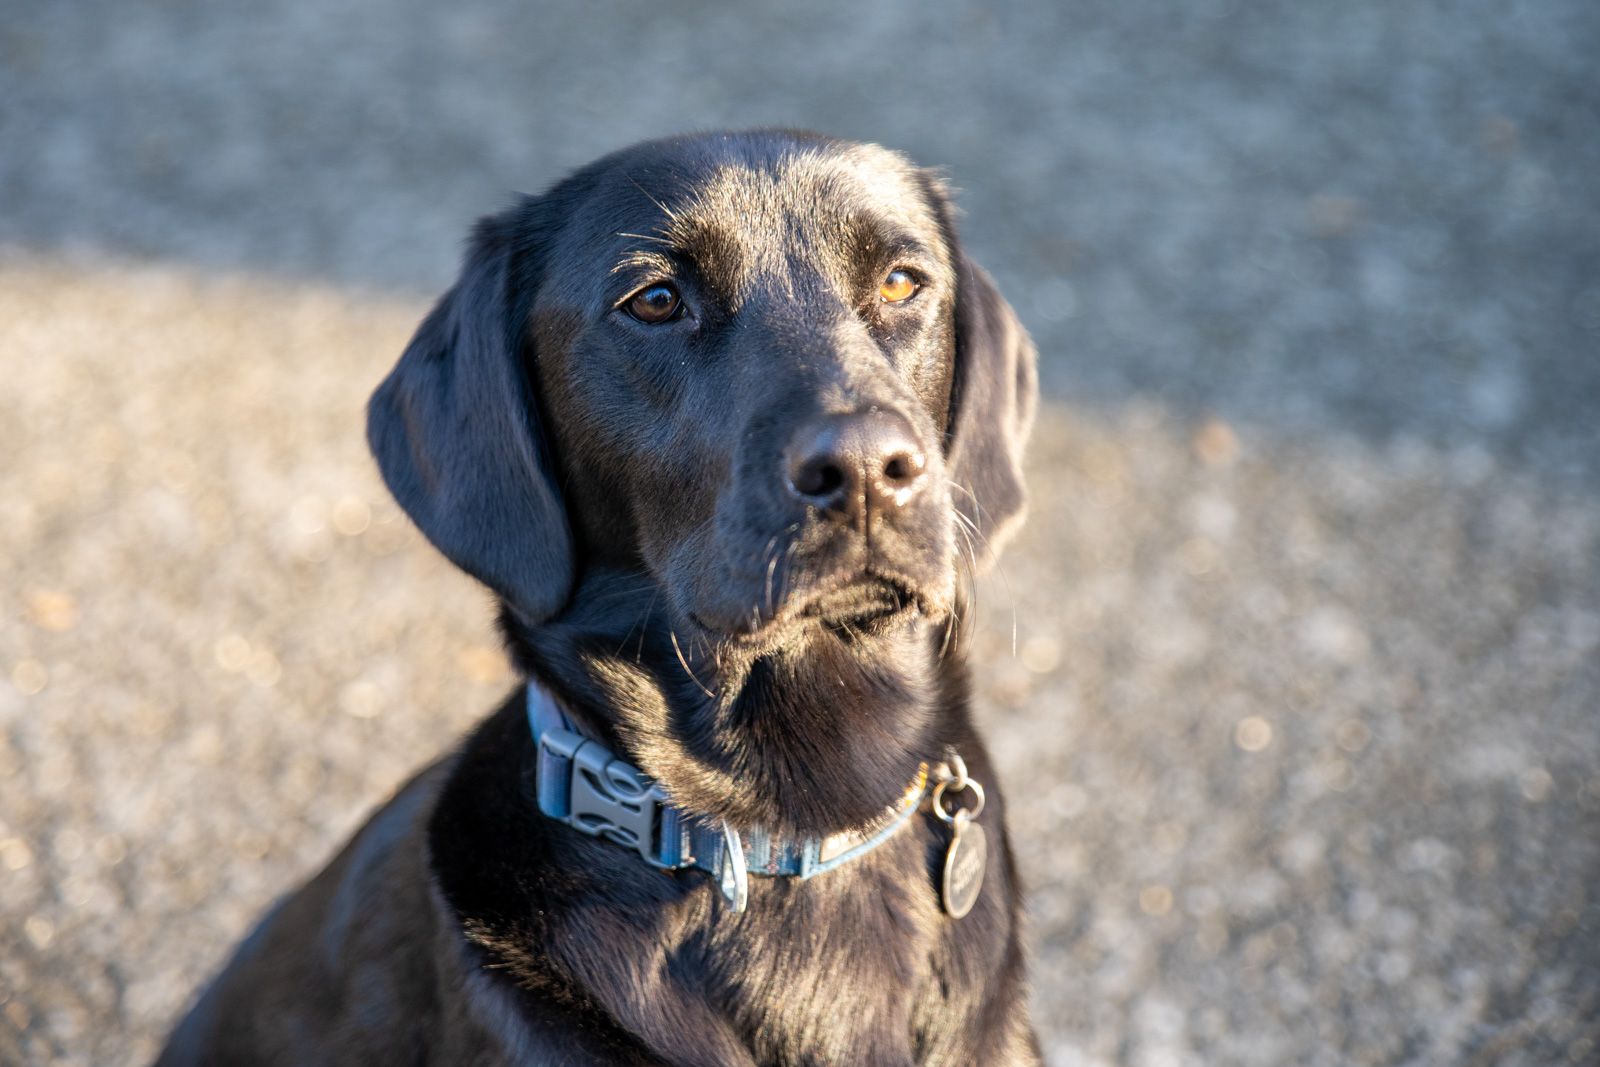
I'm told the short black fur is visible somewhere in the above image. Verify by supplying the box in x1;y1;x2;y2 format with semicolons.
160;130;1040;1066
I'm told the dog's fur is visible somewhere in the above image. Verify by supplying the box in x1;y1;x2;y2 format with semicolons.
159;130;1039;1066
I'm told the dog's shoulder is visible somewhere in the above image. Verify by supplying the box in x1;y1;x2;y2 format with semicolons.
159;757;467;1064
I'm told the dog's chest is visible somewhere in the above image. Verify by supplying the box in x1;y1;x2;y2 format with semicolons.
698;859;952;1065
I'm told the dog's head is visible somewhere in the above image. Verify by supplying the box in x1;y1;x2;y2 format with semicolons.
369;131;1034;660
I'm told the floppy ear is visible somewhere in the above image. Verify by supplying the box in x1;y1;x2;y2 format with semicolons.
942;221;1039;571
367;209;574;623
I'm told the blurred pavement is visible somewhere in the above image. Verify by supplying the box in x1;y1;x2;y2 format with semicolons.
1;3;1597;1064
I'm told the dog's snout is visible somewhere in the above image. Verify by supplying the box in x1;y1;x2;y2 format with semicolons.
785;411;928;521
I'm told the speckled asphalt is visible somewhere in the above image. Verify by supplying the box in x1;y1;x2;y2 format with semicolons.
2;3;1597;1064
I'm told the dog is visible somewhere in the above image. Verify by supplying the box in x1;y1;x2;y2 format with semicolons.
159;129;1040;1065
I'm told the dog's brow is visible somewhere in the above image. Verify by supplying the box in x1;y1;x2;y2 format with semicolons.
836;207;941;265
611;248;677;277
840;229;946;296
646;217;744;296
877;234;938;264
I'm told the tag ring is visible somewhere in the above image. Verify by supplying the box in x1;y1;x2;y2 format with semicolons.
931;778;986;824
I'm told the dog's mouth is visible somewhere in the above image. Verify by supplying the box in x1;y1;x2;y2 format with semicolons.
800;575;915;629
689;571;930;648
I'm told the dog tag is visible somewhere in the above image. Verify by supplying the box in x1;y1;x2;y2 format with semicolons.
941;811;987;919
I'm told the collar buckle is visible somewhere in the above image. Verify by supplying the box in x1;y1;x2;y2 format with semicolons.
537;724;683;869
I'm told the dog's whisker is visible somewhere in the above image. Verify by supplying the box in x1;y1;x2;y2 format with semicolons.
693;630;716;677
641;588;661;662
948;480;988;518
953;515;979;585
938;601;961;663
761;522;800;617
940;523;982;667
669;626;717;700
582;585;652;611
940;523;980;665
760;538;781;618
962;499;1021;658
776;537;803;612
949;486;1022;656
951;504;990;584
1001;560;1018;658
626;176;682;225
951;500;994;559
949;484;1001;559
616;585;661;661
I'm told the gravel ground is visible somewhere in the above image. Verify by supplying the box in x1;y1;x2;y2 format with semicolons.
2;3;1597;1064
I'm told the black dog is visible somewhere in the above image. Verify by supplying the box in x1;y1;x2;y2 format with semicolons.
160;130;1039;1065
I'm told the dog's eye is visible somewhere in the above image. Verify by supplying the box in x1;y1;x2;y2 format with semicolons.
625;284;683;324
879;269;919;304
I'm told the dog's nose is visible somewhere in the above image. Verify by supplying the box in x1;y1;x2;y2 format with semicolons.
785;411;927;521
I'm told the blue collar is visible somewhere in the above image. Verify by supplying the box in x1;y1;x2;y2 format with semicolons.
525;681;929;913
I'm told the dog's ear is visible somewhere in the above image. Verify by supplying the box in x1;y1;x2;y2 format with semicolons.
367;207;574;623
924;178;1039;570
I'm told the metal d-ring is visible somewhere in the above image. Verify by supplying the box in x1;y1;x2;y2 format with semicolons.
717;821;749;914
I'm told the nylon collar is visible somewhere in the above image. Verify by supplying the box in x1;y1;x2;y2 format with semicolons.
525;681;928;913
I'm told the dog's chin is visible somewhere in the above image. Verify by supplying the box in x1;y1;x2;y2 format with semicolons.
688;573;944;655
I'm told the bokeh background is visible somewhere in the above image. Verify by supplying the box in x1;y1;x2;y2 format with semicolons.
3;2;1598;1064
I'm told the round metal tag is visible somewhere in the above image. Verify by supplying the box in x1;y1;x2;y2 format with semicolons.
941;819;987;919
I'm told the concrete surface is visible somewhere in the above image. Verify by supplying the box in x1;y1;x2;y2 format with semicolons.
2;2;1597;1064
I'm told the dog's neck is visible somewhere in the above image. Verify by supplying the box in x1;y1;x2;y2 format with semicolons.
500;569;965;836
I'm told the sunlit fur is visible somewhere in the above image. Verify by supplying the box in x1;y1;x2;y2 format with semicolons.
160;130;1039;1066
